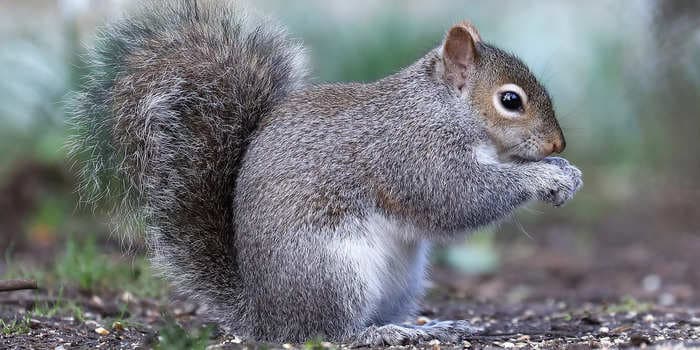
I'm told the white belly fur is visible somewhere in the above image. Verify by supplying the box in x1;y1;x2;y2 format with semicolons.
328;212;430;324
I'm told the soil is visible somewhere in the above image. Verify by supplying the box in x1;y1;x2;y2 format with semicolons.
1;208;699;349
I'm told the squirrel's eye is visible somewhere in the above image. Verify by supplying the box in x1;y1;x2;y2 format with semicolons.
492;83;528;118
500;91;522;111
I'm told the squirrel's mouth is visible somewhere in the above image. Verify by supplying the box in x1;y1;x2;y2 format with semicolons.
509;154;545;164
503;149;547;163
502;140;554;163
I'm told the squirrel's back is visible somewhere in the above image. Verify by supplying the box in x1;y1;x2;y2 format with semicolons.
68;0;306;331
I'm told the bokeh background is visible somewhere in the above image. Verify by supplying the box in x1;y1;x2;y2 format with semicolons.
1;0;699;309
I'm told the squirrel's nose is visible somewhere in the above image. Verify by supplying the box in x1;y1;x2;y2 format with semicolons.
543;139;565;156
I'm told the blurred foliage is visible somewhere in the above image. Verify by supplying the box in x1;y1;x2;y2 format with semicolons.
4;236;167;298
0;0;698;276
0;315;31;336
155;320;213;350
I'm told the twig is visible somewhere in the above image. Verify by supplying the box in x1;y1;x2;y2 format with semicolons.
0;279;38;292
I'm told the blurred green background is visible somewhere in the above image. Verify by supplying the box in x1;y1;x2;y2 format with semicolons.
0;0;698;281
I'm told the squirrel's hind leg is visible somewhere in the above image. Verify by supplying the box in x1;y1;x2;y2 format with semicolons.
351;320;480;347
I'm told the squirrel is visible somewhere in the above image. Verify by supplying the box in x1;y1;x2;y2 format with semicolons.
68;0;582;346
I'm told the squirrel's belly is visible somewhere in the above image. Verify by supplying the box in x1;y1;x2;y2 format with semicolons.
327;213;431;325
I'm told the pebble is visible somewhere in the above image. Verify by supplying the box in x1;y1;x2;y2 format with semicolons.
659;292;676;306
599;326;610;333
85;320;101;328
119;291;135;304
642;274;661;292
643;314;655;323
462;340;472;348
612;325;632;334
95;327;110;336
29;318;41;329
629;334;652;346
112;321;125;332
91;295;104;307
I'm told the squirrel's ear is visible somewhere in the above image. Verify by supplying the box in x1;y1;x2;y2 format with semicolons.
442;22;481;90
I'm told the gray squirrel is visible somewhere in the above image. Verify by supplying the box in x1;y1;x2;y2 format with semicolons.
69;0;582;346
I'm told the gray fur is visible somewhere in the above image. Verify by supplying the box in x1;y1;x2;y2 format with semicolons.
69;0;582;345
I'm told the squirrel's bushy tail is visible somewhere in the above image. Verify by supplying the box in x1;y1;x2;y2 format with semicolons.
68;0;306;324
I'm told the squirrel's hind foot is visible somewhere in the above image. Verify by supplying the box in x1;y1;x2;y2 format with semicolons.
351;320;480;347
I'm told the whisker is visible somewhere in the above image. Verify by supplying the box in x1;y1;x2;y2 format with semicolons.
514;217;534;240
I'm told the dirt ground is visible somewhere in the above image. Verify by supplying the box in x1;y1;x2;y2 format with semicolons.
1;206;699;349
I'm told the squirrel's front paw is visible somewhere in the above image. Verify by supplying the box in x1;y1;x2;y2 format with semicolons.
537;157;583;207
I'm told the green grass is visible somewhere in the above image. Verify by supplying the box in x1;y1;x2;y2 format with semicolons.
53;235;166;297
304;338;335;350
28;286;84;322
0;315;31;336
605;296;652;314
4;235;168;299
155;321;213;350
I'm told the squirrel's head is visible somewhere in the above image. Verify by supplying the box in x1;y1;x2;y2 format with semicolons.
440;22;564;161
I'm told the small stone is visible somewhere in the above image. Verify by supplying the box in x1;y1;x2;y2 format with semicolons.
598;326;610;333
630;334;652;346
91;295;104;307
643;314;655;323
282;344;293;349
119;291;135;304
462;340;472;348
54;346;65;350
29;318;41;329
642;274;661;292
612;325;632;334
95;327;110;336
85;320;102;329
428;339;441;350
659;292;675;306
499;341;515;348
515;335;530;341
112;321;125;332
